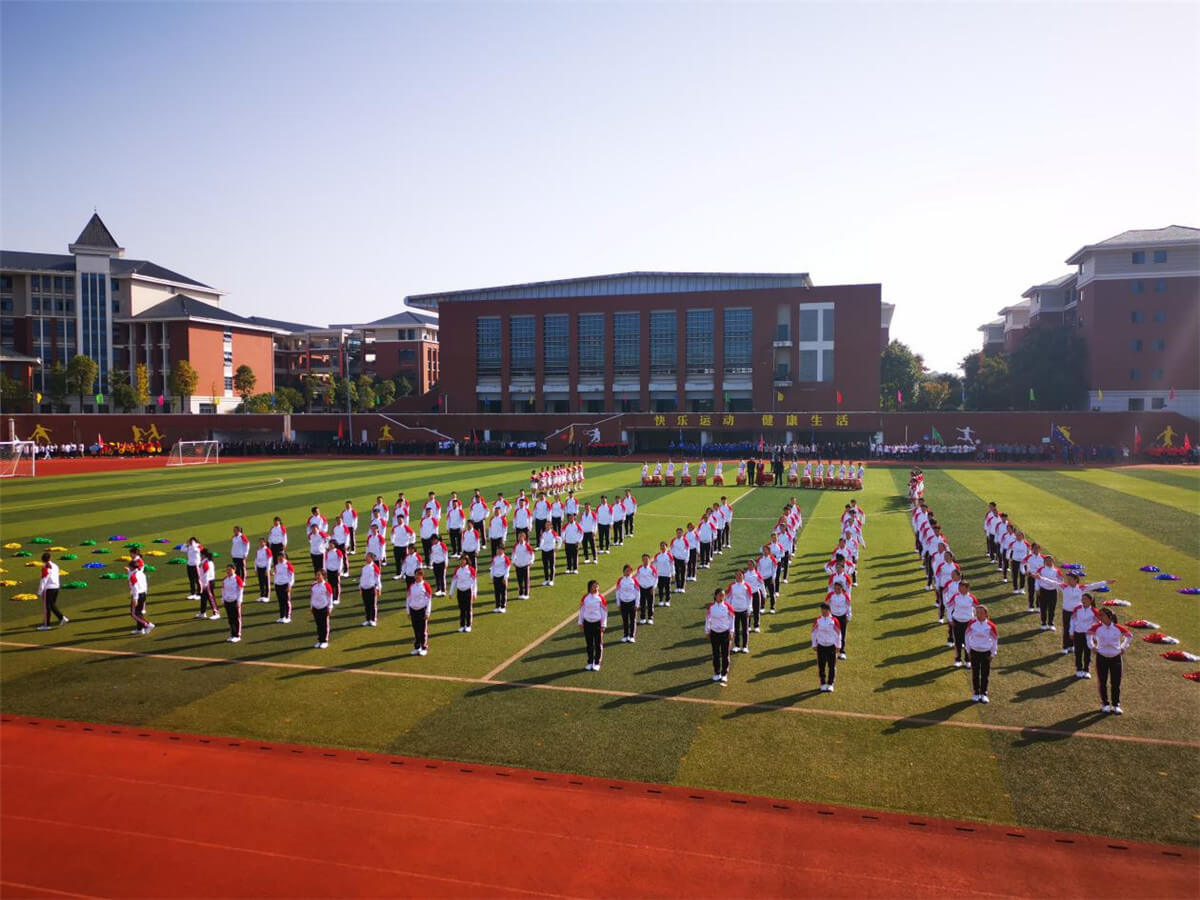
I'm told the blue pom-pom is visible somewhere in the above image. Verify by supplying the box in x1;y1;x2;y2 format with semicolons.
1140;565;1160;573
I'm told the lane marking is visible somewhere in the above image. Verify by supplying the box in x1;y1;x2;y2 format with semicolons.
3;640;1194;749
482;487;757;681
0;881;106;900
1;813;581;900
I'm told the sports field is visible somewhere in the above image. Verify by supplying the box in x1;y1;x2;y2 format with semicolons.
1;460;1198;847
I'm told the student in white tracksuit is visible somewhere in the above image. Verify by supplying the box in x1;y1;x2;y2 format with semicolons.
254;538;272;601
1088;610;1131;714
1068;595;1102;678
578;581;608;671
359;553;382;626
272;552;295;623
538;527;559;585
811;603;843;692
511;536;534;599
615;565;639;642
726;573;753;654
1041;572;1114;652
490;550;511;612
705;589;735;684
826;583;852;660
451;558;477;631
310;570;334;648
964;606;998;702
635;556;657;625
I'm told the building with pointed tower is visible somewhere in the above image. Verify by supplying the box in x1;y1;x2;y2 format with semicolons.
1;214;284;412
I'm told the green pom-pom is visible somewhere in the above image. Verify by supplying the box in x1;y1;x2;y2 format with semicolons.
59;553;78;560
30;538;52;544
125;542;142;549
13;551;32;558
100;572;122;580
92;548;111;554
63;580;88;589
80;540;97;546
210;551;221;558
168;557;186;565
143;565;157;572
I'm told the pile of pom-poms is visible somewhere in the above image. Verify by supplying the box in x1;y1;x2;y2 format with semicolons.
3;542;21;549
1155;573;1181;581
125;542;142;550
146;550;166;557
80;540;96;546
1142;632;1180;644
108;535;127;541
1183;672;1200;682
168;558;186;565
1102;598;1132;607
13;551;32;558
11;593;37;601
174;544;187;551
100;572;123;580
91;548;111;554
1092;585;1111;592
62;580;87;589
153;538;172;544
0;579;17;587
144;565;157;572
1177;588;1200;595
49;545;68;551
1160;650;1200;662
83;562;107;569
59;553;78;560
1140;565;1160;573
24;562;40;568
30;538;52;544
1125;619;1160;628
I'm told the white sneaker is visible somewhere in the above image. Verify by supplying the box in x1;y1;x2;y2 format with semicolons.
411;649;421;656
593;665;600;672
458;626;465;633
838;652;846;660
954;660;963;668
319;642;329;649
144;623;155;633
1112;705;1123;715
228;636;241;643
131;628;143;635
628;637;635;643
1049;625;1056;632
938;618;945;624
281;617;291;624
434;591;445;597
1012;589;1021;595
980;695;989;704
712;674;721;682
586;664;595;671
972;694;980;702
418;648;428;656
187;594;199;600
688;577;697;583
314;642;323;649
465;626;471;633
753;626;761;633
720;676;728;685
819;684;829;692
1074;670;1083;678
208;613;221;620
59;616;69;625
1101;704;1111;713
826;683;834;692
194;613;207;619
547;581;554;586
392;575;403;580
498;607;506;614
946;640;955;647
664;601;671;607
1082;671;1091;679
768;608;775;614
257;597;270;603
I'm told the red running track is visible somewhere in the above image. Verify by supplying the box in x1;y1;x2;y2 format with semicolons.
1;716;1195;899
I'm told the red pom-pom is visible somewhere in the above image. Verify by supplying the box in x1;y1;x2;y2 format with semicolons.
1183;671;1200;682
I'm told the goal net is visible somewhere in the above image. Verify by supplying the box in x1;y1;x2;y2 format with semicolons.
0;441;36;478
167;440;220;467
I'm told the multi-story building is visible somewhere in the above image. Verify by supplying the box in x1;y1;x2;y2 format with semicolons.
1;214;280;412
331;307;440;395
412;271;885;417
1066;226;1199;417
977;319;1005;354
997;300;1031;352
1020;272;1078;327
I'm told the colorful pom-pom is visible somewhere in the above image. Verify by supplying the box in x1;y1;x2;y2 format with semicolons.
1126;619;1159;628
1155;573;1181;581
144;565;157;572
59;553;78;560
30;538;52;544
1160;650;1200;662
145;550;166;557
1177;588;1200;595
174;544;187;551
24;562;40;568
62;580;87;589
92;548;111;554
1101;598;1132;606
108;535;127;541
83;562;107;569
100;572;122;580
1140;565;1160;573
1143;633;1180;644
1184;672;1200;682
153;538;172;544
3;542;22;549
13;551;32;558
11;593;37;601
0;579;17;587
125;542;142;550
80;540;97;546
49;545;68;551
167;558;186;565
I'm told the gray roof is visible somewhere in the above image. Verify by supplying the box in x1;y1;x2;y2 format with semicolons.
1021;272;1075;298
0;250;213;289
127;294;282;333
406;271;814;306
1066;225;1200;263
245;314;321;333
72;213;121;250
362;309;438;328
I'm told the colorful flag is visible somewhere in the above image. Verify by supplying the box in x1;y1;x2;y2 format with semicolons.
1029;387;1036;402
95;393;104;405
836;390;843;406
1133;425;1142;453
930;426;944;445
35;392;42;403
1051;423;1074;446
896;390;903;406
1097;388;1103;401
1185;433;1193;453
157;394;164;406
97;433;104;448
337;420;344;440
776;391;784;402
1169;387;1176;401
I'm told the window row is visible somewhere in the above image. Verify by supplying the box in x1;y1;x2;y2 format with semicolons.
1128;368;1166;382
476;307;814;377
1129;339;1168;352
1130;279;1169;294
1130;250;1169;264
1129;309;1169;323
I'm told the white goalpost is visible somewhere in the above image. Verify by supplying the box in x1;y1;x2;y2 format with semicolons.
167;440;220;467
0;441;36;478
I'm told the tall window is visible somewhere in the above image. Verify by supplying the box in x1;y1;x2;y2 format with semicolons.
80;272;109;391
613;312;640;375
578;313;605;376
476;316;500;376
510;315;535;376
797;302;834;383
723;308;752;374
543;314;568;376
649;311;677;375
686;309;714;374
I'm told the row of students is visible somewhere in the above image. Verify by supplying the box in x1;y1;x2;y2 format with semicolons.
982;500;1129;712
529;462;585;494
796;460;865;490
641;460;725;487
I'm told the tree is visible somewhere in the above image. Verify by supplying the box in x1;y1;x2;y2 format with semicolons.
961;351;1014;410
332;376;357;410
109;370;137;412
355;374;376;412
375;378;396;408
912;372;962;411
237;392;274;413
66;354;99;410
275;386;303;414
301;374;320;412
134;363;151;408
1008;324;1089;410
168;360;199;413
47;362;69;412
393;374;414;398
233;365;257;408
880;340;924;410
0;373;31;412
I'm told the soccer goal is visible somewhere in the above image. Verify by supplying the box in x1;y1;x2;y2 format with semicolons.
0;441;36;478
167;440;220;467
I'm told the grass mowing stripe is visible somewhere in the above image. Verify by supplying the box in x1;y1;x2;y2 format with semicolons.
1059;468;1200;516
1116;467;1200;495
1007;470;1199;557
5;641;1196;748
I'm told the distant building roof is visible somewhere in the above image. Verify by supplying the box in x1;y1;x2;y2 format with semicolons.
0;250;214;290
70;213;122;252
125;294;285;334
336;308;439;329
244;315;321;333
1021;272;1076;298
407;271;814;306
1066;225;1200;264
998;300;1032;316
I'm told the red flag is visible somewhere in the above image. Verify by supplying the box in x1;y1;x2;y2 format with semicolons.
1133;425;1141;453
896;390;903;406
1185;434;1193;452
836;390;843;406
97;433;104;448
1169;387;1176;401
337;420;344;440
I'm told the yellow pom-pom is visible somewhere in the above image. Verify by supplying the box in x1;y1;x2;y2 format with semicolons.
50;545;69;551
146;550;167;557
24;561;40;568
3;543;22;550
57;570;70;577
118;555;132;562
11;593;38;601
0;579;17;587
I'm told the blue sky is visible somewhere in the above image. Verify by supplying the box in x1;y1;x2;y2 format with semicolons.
2;1;1196;372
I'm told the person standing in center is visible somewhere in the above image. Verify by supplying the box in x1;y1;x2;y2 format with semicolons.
811;602;843;693
358;551;381;627
511;533;534;600
323;542;345;607
406;569;433;656
1088;609;1131;714
451;555;477;631
341;500;359;555
596;496;613;554
561;513;583;574
635;554;657;625
230;526;250;580
579;503;598;565
670;528;689;594
127;561;153;635
964;605;998;703
705;588;735;685
726;571;752;655
310;569;333;649
615;564;638;643
538;524;558;586
36;552;67;631
272;550;295;623
826;581;852;660
221;564;245;643
578;579;607;671
254;537;272;602
490;545;511;613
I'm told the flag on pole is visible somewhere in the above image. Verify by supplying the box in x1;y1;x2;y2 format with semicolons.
97;433;104;449
35;392;42;404
1133;425;1142;453
896;390;903;406
157;394;164;406
776;391;784;402
1028;387;1036;402
1097;388;1103;401
1185;433;1193;453
337;420;344;440
567;425;575;443
95;392;104;405
836;390;843;406
930;426;944;445
757;435;764;453
1169;387;1176;401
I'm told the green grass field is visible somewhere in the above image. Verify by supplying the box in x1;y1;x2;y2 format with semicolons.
2;459;1198;845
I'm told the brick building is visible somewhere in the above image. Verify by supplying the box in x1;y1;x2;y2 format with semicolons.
1;214;280;412
411;272;886;425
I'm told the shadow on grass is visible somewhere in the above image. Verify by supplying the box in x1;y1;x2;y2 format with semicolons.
721;687;825;718
1009;675;1079;703
876;645;949;667
875;664;958;692
1011;710;1110;746
882;699;976;734
748;657;816;681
